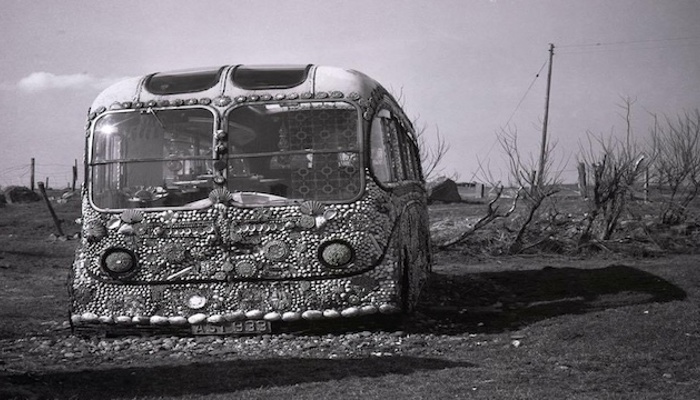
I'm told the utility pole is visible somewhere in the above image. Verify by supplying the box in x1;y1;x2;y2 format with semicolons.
30;158;36;191
537;43;555;187
72;159;78;191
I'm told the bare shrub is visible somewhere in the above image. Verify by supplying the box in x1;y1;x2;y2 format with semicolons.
391;87;452;181
495;125;562;253
436;186;517;250
649;110;700;225
444;124;563;255
415;122;452;181
577;97;646;243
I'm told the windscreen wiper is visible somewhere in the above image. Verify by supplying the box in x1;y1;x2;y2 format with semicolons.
144;107;167;130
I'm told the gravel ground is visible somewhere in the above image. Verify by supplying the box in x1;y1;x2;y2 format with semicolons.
0;273;509;376
0;317;504;373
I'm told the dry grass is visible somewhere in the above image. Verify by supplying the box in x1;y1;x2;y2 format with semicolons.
1;192;700;399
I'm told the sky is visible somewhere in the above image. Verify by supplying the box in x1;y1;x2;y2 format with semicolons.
1;0;699;187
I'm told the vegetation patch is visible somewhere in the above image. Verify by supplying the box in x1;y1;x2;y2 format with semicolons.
1;191;699;399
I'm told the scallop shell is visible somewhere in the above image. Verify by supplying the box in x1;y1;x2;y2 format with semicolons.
209;188;233;204
120;209;143;224
299;200;324;216
84;220;107;242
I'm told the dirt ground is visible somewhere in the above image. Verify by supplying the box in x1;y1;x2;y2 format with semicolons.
1;193;699;399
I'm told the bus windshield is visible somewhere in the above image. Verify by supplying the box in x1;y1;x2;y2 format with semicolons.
225;101;361;203
89;101;362;210
90;108;215;210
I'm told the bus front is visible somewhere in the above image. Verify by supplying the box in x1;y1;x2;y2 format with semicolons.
71;66;413;334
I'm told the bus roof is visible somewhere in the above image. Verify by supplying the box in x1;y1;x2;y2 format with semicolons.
90;65;390;114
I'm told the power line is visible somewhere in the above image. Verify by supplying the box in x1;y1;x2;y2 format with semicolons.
505;58;549;127
557;35;700;49
468;56;550;182
0;164;30;174
558;42;700;55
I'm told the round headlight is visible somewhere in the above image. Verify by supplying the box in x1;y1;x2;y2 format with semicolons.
318;240;354;268
102;249;137;277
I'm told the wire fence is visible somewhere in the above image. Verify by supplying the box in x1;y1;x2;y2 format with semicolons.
0;161;82;190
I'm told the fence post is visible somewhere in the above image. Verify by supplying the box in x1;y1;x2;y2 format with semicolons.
72;159;78;191
577;162;588;199
38;181;65;237
30;158;35;191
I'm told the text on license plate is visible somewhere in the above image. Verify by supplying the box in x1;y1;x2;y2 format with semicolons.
191;320;271;335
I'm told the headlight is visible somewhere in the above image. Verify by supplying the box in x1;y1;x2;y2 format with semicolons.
102;248;137;278
318;240;354;269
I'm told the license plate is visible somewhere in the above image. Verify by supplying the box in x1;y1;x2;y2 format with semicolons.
191;320;271;335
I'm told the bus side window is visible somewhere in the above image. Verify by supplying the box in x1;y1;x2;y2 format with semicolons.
397;129;414;181
370;110;407;183
407;139;422;181
370;116;392;183
398;125;421;181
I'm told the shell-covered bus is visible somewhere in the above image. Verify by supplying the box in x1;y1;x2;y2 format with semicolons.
70;64;431;334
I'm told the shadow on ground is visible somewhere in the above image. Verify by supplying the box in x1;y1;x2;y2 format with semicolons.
0;356;473;399
411;264;687;334
47;264;690;339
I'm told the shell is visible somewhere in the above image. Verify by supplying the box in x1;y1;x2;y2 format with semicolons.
187;294;207;310
341;307;360;318
162;243;187;263
235;261;257;277
323;309;340;319
224;311;246;321
263;240;290;261
84;220;107;242
209;188;233;204
301;310;323;320
107;217;122;230
120;209;143;224
117;224;135;235
360;305;378;315
264;312;282;321
81;312;99;323
160;210;174;221
245;309;264;319
188;313;207;325
168;316;188;325
299;200;325;216
323;208;339;220
281;312;301;322
150;316;169;325
298;215;316;229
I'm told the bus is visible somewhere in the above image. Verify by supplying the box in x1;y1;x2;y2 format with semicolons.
70;64;431;334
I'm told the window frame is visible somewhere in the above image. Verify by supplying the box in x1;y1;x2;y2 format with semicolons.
369;107;423;186
87;106;219;212
222;100;365;204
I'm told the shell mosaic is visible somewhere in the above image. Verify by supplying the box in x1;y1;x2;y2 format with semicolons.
71;77;428;329
70;175;430;327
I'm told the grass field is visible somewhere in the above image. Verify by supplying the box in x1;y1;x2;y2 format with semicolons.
1;191;699;399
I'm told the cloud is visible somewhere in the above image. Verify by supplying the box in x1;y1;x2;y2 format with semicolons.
16;72;131;93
